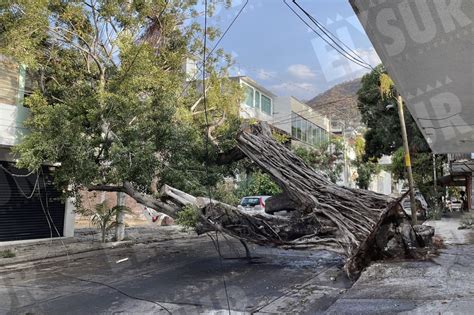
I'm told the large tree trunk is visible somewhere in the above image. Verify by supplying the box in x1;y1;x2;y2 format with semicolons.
195;122;430;279
89;122;432;279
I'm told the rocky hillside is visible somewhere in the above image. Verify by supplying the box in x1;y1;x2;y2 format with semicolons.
307;78;362;128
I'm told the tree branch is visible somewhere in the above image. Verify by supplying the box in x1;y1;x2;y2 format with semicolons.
87;182;179;217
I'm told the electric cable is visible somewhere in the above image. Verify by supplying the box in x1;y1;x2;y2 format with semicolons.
179;0;249;100
202;1;232;313
283;0;372;70
292;0;374;70
59;273;173;314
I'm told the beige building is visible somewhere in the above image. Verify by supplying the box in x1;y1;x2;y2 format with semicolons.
273;96;330;148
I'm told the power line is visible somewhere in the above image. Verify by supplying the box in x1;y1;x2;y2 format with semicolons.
233;62;320;95
202;1;231;314
60;273;173;314
283;0;372;70
179;0;249;100
292;0;374;70
270;96;357;126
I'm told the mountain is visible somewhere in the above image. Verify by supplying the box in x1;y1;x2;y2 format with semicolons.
307;78;362;129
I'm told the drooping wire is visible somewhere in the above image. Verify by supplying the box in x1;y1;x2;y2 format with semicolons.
1;163;172;312
270;96;357;126
292;0;374;70
60;273;173;314
283;0;372;70
202;1;231;313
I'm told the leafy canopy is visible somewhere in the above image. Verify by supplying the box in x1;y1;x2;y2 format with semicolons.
357;65;429;160
0;0;243;197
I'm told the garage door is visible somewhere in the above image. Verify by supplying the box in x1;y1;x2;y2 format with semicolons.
0;162;65;242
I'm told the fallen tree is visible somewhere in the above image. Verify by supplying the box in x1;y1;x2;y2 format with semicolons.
89;122;434;279
158;122;433;279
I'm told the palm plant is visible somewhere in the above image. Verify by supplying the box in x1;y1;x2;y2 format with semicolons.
89;202;130;243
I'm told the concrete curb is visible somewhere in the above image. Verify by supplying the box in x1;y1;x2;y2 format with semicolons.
0;234;203;271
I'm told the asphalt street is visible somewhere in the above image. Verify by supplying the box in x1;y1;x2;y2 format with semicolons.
0;236;350;314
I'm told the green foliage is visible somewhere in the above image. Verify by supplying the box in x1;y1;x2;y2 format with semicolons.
1;1;243;200
213;180;240;206
358;65;429;160
391;147;447;212
427;200;443;220
237;169;281;197
272;131;290;144
80;202;130;243
176;204;199;231
460;213;474;229
356;160;380;190
293;139;344;183
447;187;461;200
0;249;16;259
353;136;380;189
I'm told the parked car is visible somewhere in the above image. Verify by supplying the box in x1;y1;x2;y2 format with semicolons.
237;196;271;214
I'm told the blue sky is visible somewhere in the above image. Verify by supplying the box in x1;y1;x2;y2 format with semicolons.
207;0;381;101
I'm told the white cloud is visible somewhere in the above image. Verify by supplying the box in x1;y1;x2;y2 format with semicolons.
270;82;320;100
287;64;317;80
256;68;277;80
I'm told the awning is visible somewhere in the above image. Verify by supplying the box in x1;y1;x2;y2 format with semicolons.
350;0;474;153
437;173;470;187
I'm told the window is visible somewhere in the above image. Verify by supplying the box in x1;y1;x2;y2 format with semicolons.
291;113;297;138
316;127;322;145
301;119;307;142
291;112;328;146
295;117;302;140
244;84;254;107
322;130;329;143
261;94;272;115
308;125;313;145
255;90;261;109
312;128;318;145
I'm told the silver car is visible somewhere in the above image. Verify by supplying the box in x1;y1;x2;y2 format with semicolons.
238;196;271;214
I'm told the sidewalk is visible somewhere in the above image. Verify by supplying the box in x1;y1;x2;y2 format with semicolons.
424;212;474;245
326;212;474;314
0;226;198;268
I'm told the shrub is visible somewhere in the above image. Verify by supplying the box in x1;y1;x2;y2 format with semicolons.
459;213;474;230
79;202;131;243
0;249;16;258
176;204;199;231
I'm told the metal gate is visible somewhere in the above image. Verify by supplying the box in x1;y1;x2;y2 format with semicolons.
0;162;65;242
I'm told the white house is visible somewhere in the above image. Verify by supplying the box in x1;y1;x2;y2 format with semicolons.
232;76;276;123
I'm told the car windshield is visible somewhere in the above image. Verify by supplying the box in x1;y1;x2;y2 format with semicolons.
241;198;260;207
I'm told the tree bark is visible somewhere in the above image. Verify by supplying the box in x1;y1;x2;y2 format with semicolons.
87;181;179;217
196;122;428;279
88;122;430;279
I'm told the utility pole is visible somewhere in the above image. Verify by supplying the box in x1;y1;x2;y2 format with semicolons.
397;94;417;225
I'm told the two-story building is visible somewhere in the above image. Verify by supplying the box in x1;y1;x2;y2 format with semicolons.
272;96;330;148
232;76;276;124
0;57;74;242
